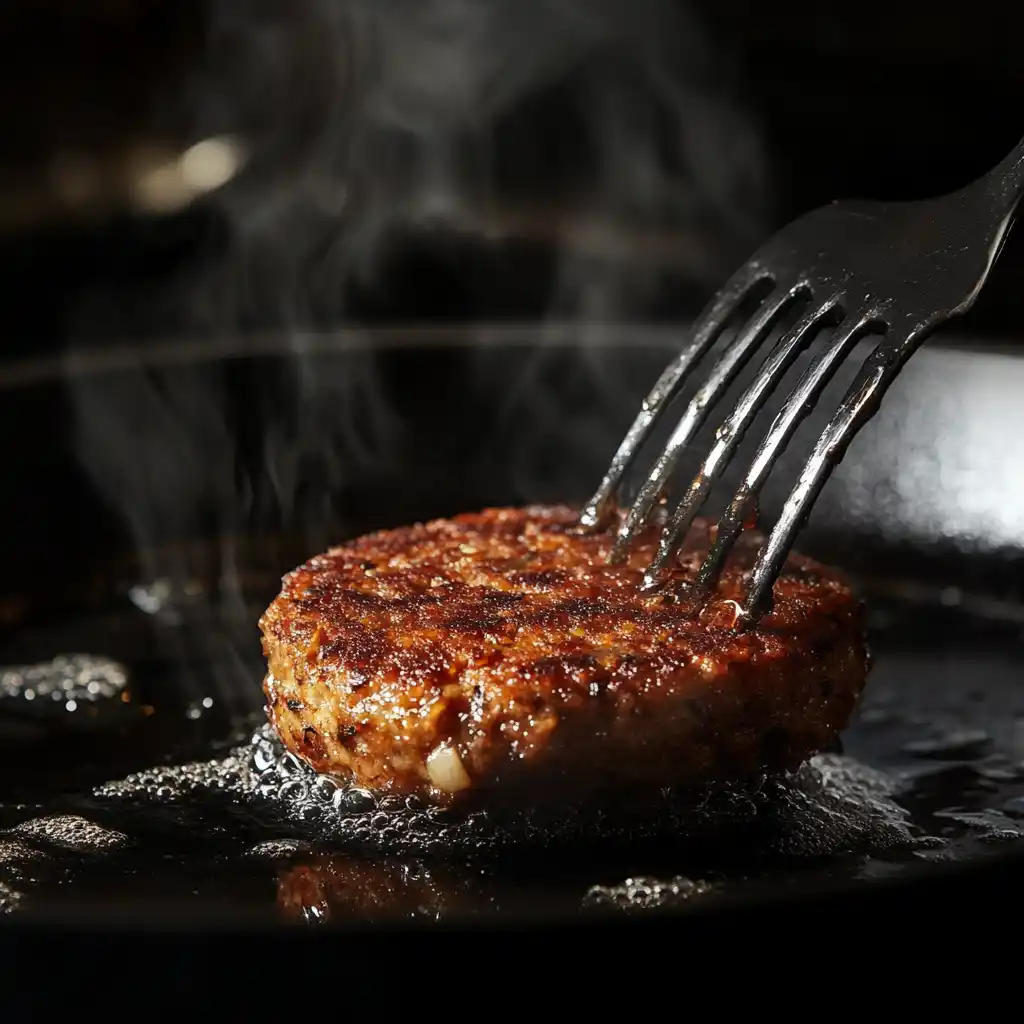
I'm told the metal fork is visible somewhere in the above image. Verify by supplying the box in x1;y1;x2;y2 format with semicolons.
580;134;1024;627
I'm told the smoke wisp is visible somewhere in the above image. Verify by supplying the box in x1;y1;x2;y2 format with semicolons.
66;0;770;710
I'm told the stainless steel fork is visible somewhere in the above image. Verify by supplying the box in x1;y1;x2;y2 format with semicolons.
581;134;1024;627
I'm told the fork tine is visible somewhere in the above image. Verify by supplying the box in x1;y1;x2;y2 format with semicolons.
739;323;931;625
609;279;809;562
677;309;883;597
578;266;770;530
641;298;844;580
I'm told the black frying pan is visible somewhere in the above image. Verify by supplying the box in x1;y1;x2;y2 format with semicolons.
1;325;1022;975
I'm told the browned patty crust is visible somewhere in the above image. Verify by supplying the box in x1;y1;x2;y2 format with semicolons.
260;505;868;805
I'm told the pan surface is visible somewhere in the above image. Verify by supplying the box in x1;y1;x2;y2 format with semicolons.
1;325;1023;934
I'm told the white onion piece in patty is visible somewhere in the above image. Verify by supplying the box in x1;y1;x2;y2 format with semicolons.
426;744;472;793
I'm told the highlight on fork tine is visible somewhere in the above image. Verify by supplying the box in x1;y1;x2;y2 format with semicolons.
577;266;774;533
638;297;845;587
606;278;806;564
592;304;888;627
702;310;888;623
661;308;881;603
740;322;915;622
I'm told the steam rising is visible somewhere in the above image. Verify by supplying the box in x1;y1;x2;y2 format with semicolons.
120;0;769;321
66;0;768;710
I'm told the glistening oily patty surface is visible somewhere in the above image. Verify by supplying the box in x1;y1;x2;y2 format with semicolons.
260;505;868;806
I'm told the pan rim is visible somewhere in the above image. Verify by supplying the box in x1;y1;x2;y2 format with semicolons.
1;320;1021;391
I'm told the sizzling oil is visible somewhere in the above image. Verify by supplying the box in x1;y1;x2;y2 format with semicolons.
0;594;1022;921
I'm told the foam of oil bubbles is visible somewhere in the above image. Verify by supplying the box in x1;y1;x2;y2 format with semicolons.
251;726;921;859
11;815;129;853
0;655;131;742
583;875;712;912
247;838;314;859
0;838;46;913
0;816;130;914
0;654;128;711
78;723;924;865
4;703;1022;918
46;726;267;860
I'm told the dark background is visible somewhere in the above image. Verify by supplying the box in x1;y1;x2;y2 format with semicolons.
1;2;1024;963
1;0;1023;356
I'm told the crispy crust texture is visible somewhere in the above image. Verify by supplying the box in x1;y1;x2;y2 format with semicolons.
260;505;868;806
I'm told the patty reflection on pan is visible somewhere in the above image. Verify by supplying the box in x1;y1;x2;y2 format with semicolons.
277;856;455;923
261;505;868;806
